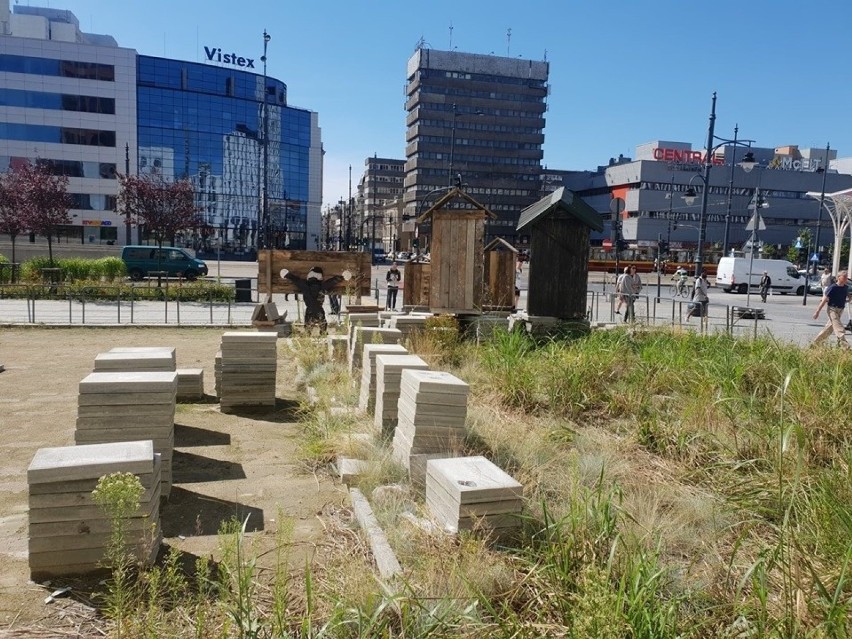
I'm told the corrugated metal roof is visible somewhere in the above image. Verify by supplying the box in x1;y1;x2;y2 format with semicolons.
516;187;604;232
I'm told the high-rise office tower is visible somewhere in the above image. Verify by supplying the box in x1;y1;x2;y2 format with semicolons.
404;47;549;246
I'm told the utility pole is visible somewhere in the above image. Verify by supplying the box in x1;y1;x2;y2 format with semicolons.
124;142;131;245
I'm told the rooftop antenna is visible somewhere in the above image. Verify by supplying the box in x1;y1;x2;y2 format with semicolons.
506;27;511;56
449;22;453;49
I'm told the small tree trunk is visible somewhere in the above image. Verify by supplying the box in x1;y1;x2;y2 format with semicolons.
47;234;54;267
9;234;17;282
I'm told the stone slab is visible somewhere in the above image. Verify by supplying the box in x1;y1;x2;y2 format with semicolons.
29;483;161;524
78;392;176;406
220;331;279;343
109;346;175;359
77;404;176;419
400;369;469;395
27;441;154;484
79;371;178;394
399;387;468;407
349;487;401;579
94;351;176;371
426;456;523;504
397;400;467;422
336;456;369;486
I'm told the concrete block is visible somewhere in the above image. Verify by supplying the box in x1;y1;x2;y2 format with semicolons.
28;441;154;484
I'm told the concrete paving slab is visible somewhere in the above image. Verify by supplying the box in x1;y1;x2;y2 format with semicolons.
400;369;469;395
27;441;155;484
426;456;523;504
79;371;178;394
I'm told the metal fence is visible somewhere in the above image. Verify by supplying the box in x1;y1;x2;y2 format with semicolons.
587;291;776;341
0;283;255;326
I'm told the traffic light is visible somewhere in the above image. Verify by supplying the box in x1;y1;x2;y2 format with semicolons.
659;240;669;256
797;246;807;265
412;238;419;249
616;238;628;252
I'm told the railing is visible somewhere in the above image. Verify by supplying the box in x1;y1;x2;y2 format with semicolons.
587;291;768;339
0;283;254;326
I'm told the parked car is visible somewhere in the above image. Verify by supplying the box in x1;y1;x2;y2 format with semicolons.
121;245;208;281
395;251;411;261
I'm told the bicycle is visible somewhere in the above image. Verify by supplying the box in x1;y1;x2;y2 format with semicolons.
669;279;691;298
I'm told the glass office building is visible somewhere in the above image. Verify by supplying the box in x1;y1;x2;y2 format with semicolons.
0;2;322;249
138;56;315;251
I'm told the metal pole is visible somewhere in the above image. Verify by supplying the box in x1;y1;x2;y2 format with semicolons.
124;142;131;245
721;125;738;257
370;172;376;263
812;142;830;275
448;103;457;186
696;92;717;277
656;232;662;298
745;173;763;308
260;30;270;252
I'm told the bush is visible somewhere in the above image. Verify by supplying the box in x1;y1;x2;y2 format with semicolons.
0;279;235;302
0;254;10;284
17;256;127;282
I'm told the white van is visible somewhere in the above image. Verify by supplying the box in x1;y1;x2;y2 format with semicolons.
715;257;806;295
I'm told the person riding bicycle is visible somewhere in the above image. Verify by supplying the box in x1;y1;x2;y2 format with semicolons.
673;266;689;295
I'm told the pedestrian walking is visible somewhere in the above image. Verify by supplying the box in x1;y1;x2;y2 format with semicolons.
618;265;642;322
759;271;772;303
614;266;629;315
686;271;709;321
811;269;850;348
385;261;401;310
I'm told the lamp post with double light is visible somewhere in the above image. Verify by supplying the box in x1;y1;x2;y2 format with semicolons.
687;93;754;276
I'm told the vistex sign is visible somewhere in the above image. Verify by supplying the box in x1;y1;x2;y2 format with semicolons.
204;46;255;69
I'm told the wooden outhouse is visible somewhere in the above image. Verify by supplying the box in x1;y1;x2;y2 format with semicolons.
483;238;518;311
416;187;497;314
516;188;603;320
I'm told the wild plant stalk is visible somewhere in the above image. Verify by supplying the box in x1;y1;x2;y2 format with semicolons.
218;516;260;639
92;472;145;639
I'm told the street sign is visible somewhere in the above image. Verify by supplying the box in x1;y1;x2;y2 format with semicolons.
810;253;820;262
745;212;766;232
602;239;613;249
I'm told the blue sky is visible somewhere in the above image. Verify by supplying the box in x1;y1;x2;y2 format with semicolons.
38;0;852;205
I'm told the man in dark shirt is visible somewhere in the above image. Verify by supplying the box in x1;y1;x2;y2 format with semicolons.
812;269;850;348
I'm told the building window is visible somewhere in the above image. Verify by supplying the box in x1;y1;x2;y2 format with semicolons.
0;55;114;81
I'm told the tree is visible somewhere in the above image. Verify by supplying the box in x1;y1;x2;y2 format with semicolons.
16;161;72;267
0;169;25;278
117;174;200;280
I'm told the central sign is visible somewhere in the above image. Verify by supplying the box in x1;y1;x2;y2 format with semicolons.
204;46;255;69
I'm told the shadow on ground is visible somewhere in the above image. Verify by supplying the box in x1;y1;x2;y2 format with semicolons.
161;486;264;536
171;450;246;483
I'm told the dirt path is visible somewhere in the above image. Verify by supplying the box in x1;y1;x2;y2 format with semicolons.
0;327;347;631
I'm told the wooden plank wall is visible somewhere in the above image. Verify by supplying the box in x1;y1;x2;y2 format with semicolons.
484;250;516;309
527;218;590;319
257;250;371;295
429;211;486;313
403;262;431;307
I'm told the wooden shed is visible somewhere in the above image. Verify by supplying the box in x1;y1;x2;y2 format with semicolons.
416;187;497;314
483;237;518;311
516;188;603;320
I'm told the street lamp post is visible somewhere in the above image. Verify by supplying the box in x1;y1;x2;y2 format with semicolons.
260;29;270;251
691;93;755;276
812;142;830;275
